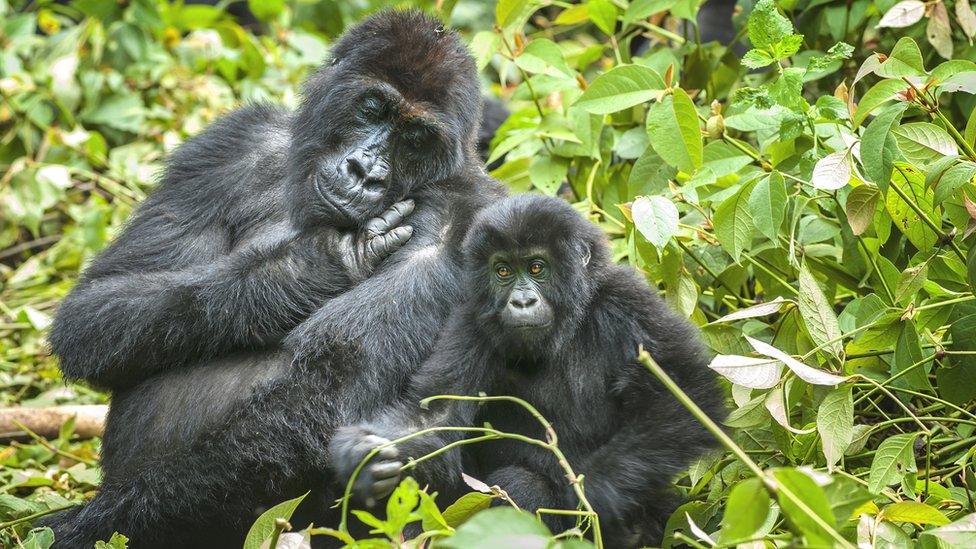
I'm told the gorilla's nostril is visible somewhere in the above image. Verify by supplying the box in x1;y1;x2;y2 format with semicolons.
511;294;538;309
346;156;368;180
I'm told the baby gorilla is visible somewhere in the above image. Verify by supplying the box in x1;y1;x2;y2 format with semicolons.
331;194;726;547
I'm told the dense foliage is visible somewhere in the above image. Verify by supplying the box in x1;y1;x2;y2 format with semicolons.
2;0;976;547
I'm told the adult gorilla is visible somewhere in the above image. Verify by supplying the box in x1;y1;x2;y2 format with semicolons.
45;10;505;548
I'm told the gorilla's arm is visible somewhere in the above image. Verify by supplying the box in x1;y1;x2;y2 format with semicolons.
329;319;493;505
572;296;723;524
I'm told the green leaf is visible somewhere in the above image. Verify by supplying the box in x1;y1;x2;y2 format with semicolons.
436;507;551;549
514;39;573;77
919;513;976;548
883;501;951;526
529;155;569;195
941;314;976;405
772;468;836;547
441;492;493;528
933;161;976;205
713;180;756;262
496;0;541;32
248;0;284;22
385;477;421;538
852;79;908;128
894;321;934;392
894;263;928;305
893;123;958;166
747;0;794;49
575;64;665;114
868;432;919;494
243;492;308;549
749;172;787;241
587;0;618;35
624;0;677;22
720;478;770;542
798;263;844;360
94;533;128;549
845;184;881;235
876;37;927;78
469;31;501;73
861;103;908;191
885;163;940;250
817;384;853;472
632;196;679;253
645;88;702;173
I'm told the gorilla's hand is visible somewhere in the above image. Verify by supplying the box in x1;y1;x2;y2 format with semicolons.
339;199;415;281
330;425;403;507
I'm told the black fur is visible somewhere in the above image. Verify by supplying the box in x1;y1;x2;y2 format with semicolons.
44;10;506;548
333;195;726;547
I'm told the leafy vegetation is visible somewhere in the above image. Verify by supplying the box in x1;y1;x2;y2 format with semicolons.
2;0;976;547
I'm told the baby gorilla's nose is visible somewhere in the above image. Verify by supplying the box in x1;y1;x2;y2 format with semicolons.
510;289;538;309
344;150;372;181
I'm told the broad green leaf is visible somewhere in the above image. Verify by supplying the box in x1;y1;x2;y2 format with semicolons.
437;507;551;549
883;501;951;526
713;180;756;262
632;196;678;252
248;0;284;22
861;103;908;190
496;0;541;32
644;89;703;173
554;5;590;25
885;163;940;250
624;0;677;23
707;354;783;389
469;31;500;72
817;384;853;472
919;513;976;548
575;64;665;114
797;264;844;360
867;432;919;494
933;161;976;204
628;146;675;196
893;123;958;166
720;478;770;542
749;172;787;241
747;0;794;49
894;263;927;305
515;39;573;77
893;321;934;392
845;184;881;235
876;37;927;78
244;492;308;549
529;155;568;195
853;79;908;127
772;468;836;547
385;477;421;537
587;0;618;36
441;492;493;528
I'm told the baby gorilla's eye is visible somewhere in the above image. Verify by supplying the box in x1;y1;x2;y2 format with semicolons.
494;264;513;278
528;260;546;276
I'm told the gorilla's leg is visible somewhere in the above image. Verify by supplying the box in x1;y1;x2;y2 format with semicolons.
48;367;339;549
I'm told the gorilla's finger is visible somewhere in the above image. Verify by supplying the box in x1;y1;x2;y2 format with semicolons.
370;476;401;498
365;199;415;238
376;444;399;461
369;461;403;480
366;226;413;261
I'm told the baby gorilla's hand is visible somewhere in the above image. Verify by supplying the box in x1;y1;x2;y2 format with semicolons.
330;426;403;507
339;199;414;281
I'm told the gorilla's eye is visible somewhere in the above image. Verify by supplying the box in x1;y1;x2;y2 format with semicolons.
528;260;546;276
494;263;513;279
359;97;382;118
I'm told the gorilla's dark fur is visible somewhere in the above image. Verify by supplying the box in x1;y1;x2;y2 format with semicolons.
44;10;505;547
332;195;726;547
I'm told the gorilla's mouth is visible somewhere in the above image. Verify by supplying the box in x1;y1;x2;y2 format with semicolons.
314;174;354;220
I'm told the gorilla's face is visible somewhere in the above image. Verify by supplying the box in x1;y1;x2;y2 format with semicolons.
287;10;481;230
306;82;461;226
485;249;556;341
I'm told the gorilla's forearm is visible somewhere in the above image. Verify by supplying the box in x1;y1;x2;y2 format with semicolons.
49;232;351;389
